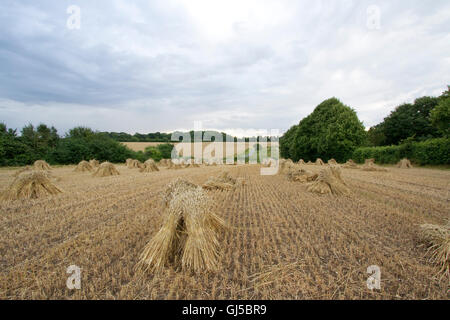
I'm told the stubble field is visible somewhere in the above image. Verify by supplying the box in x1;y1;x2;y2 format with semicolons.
0;163;448;299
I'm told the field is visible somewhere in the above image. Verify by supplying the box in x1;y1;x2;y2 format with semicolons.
121;142;167;152
0;163;449;299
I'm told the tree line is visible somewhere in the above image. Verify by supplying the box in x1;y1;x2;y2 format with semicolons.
0;125;174;166
280;86;449;164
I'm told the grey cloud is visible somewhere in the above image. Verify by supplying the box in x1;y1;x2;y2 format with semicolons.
0;0;449;135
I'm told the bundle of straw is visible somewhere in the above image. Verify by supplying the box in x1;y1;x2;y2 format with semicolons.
33;160;51;171
419;222;449;278
139;178;226;273
74;160;93;172
397;158;413;169
93;162;120;177
140;159;159;172
362;159;387;172
1;171;62;201
315;158;324;165
307;166;349;195
89;159;100;168
202;172;245;190
328;158;338;165
286;166;318;183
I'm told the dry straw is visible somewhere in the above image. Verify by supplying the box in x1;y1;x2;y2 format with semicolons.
362;159;387;172
74;160;93;172
298;159;305;165
12;165;32;177
397;158;413;169
343;159;358;169
33;160;51;171
140;159;159;172
286;166;318;183
279;159;295;174
138;178;226;273
307;166;349;195
127;159;143;169
167;160;183;169
261;158;277;168
315;158;324;165
203;171;245;190
93;162;120;177
89;159;100;168
1;171;62;201
328;158;338;165
419;222;449;278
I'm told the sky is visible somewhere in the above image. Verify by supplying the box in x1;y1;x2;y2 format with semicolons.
0;0;449;137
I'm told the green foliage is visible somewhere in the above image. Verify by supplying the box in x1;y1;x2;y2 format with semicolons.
0;123;140;166
144;147;163;162
430;97;450;137
366;123;386;146
279;125;298;159
144;143;175;162
371;96;440;146
101;131;172;142
352;138;450;165
156;143;175;159
281;98;366;163
50;132;135;164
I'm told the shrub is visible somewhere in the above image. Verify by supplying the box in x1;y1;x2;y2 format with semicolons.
352;138;449;165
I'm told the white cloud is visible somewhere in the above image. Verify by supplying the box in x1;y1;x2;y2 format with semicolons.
0;0;449;135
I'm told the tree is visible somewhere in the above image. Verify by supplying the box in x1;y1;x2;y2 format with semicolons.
381;96;440;145
430;97;450;137
68;127;96;139
367;123;386;146
282;98;366;162
279;125;298;159
156;143;175;159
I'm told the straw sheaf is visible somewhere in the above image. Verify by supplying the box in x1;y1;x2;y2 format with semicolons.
285;166;318;183
202;172;245;190
397;158;413;169
362;159;387;172
1;170;62;201
342;159;359;169
74;160;93;172
307;166;349;195
138;179;226;273
140;159;159;172
419;222;449;278
89;159;100;168
92;162;120;177
33;160;51;171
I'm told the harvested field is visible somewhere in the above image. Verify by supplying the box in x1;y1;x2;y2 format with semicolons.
0;164;449;299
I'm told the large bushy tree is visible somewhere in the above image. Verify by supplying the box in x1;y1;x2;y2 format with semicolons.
381;96;440;145
281;98;366;162
430;96;450;137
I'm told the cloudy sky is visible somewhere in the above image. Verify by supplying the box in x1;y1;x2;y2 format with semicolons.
0;0;449;136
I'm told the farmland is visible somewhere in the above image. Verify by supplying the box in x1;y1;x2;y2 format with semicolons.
0;163;448;299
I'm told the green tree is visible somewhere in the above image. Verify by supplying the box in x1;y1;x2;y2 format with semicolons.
381;96;440;145
284;98;366;162
367;123;386;146
430;97;450;137
68;127;96;139
280;125;298;159
156;143;175;159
